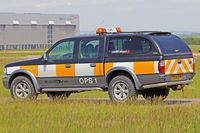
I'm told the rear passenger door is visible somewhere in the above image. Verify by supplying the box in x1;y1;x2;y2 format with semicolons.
76;37;105;87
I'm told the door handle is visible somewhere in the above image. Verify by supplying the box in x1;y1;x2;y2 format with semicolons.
65;64;71;68
90;63;96;67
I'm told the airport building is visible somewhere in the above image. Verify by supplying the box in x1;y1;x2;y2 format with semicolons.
0;13;79;50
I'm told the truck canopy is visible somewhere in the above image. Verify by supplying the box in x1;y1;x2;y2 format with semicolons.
153;35;192;55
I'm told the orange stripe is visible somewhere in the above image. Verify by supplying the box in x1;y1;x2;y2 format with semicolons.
105;63;113;74
134;61;154;75
20;65;38;77
177;66;182;74
56;64;75;77
181;59;190;73
94;63;104;76
165;60;171;73
170;60;178;74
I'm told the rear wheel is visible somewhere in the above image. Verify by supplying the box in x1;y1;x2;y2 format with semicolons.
142;88;169;101
10;76;38;100
108;75;138;102
46;92;71;100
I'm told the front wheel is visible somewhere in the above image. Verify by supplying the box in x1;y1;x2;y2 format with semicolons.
108;76;138;102
10;76;38;100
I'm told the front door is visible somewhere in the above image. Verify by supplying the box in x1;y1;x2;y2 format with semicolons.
37;39;78;88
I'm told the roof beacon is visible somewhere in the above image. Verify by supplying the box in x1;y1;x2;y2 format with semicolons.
96;27;122;35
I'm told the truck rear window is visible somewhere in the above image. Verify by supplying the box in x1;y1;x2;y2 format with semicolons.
153;35;191;54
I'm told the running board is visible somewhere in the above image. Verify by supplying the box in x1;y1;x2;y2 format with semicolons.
42;87;103;92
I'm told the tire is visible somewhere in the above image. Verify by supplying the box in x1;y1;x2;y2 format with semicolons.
142;88;170;101
46;92;71;100
108;75;138;102
10;76;38;100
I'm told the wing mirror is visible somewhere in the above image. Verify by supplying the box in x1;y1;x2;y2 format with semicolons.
43;53;48;61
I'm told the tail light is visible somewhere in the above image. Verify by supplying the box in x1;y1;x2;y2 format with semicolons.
158;60;165;74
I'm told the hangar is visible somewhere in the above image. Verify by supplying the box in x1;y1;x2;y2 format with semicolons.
0;13;79;50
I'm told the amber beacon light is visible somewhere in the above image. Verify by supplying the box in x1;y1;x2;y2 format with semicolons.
96;27;122;35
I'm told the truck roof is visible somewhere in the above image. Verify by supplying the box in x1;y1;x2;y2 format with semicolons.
69;31;172;39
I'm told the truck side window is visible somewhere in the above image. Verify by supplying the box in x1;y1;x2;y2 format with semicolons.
108;37;158;57
48;40;75;60
130;37;153;54
79;39;100;59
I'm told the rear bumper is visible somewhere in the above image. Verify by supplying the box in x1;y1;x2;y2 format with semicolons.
142;79;193;89
138;73;195;89
2;74;10;89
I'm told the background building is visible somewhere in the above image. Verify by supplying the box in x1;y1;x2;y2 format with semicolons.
0;13;79;50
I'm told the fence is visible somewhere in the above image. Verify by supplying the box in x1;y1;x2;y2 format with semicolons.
0;44;53;50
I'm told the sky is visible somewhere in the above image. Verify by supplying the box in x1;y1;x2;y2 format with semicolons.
0;0;200;32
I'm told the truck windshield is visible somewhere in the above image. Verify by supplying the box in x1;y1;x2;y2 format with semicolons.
153;35;191;54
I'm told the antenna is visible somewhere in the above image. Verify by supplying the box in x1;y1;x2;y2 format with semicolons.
95;20;105;31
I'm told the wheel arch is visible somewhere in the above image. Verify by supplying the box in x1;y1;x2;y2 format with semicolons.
8;70;41;93
105;67;141;90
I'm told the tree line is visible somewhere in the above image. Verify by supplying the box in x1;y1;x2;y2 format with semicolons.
183;36;200;45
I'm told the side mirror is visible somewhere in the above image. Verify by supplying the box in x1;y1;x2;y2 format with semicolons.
43;53;48;61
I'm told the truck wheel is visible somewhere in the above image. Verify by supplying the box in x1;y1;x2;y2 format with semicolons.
10;76;38;100
108;76;138;102
142;88;169;101
46;92;71;100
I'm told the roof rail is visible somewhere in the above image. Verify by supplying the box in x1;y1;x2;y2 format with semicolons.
117;31;172;35
148;32;171;35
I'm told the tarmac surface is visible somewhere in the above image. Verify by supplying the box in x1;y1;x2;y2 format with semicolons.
0;97;200;106
39;97;200;105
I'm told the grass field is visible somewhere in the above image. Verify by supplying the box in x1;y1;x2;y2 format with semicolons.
0;100;200;133
189;45;200;53
0;49;200;133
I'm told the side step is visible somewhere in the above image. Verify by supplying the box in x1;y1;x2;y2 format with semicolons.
42;87;103;92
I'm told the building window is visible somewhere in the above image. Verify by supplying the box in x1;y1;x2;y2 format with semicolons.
13;20;19;25
49;21;55;25
47;25;53;45
31;21;38;25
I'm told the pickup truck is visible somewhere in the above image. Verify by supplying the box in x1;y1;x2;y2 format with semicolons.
2;27;195;102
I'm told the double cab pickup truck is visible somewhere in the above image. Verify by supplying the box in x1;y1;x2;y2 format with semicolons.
3;27;195;102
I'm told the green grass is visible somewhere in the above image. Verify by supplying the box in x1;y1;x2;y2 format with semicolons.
183;36;200;53
0;49;45;57
183;36;200;45
189;45;200;53
0;50;200;132
0;100;200;133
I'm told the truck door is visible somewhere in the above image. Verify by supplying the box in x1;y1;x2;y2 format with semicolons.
76;36;105;87
37;39;78;88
